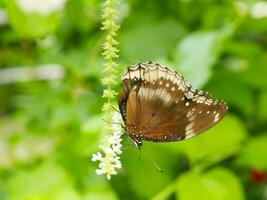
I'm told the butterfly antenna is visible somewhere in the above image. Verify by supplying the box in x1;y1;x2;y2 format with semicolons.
142;146;163;173
101;118;122;125
138;147;142;161
111;105;120;113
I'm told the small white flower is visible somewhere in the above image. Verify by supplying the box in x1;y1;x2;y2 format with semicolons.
112;143;122;154
112;112;121;122
16;0;67;16
112;124;121;134
114;157;122;168
91;111;123;180
96;169;103;175
91;152;102;162
108;135;120;144
251;1;267;19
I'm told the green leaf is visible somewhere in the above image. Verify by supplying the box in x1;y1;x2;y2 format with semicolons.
80;115;103;155
223;40;267;89
169;115;248;166
7;159;119;200
83;190;118;200
205;69;254;117
5;0;60;38
236;134;267;170
120;19;185;62
174;31;222;88
0;0;4;7
121;144;178;199
176;167;245;200
7;161;76;200
242;55;267;89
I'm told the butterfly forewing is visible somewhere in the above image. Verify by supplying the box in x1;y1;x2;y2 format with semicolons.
119;65;144;121
118;62;228;143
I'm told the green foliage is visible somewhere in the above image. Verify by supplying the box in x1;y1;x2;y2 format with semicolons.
7;161;118;200
1;0;267;199
176;167;245;200
120;145;179;199
236;134;267;170
174;30;223;88
5;0;61;38
7;161;74;200
120;19;185;62
175;115;248;167
205;70;254;117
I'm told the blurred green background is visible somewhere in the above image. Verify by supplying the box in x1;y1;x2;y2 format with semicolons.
1;0;267;199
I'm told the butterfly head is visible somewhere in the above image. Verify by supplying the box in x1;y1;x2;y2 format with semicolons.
134;140;143;149
126;125;144;148
118;123;143;149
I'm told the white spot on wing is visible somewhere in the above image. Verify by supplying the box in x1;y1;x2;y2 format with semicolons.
129;70;141;80
186;110;194;118
185;132;196;139
173;75;182;86
166;73;175;81
189;114;197;122
205;99;213;105
121;65;143;80
214;113;220;122
185;90;194;99
143;68;157;82
138;87;172;105
185;129;194;135
185;122;194;131
178;80;187;91
197;96;206;103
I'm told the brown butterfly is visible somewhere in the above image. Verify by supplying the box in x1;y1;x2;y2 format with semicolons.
118;62;228;148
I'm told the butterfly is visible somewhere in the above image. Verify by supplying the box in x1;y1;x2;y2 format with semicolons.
118;62;228;148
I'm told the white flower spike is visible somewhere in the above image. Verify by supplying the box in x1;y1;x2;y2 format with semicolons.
91;112;123;180
93;0;121;180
